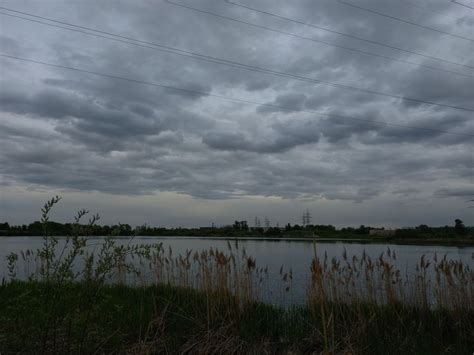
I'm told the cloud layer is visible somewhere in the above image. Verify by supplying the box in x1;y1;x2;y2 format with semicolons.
0;0;473;225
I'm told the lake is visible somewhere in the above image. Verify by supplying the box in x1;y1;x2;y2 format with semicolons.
1;236;472;306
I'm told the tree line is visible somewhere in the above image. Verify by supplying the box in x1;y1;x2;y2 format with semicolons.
0;219;471;239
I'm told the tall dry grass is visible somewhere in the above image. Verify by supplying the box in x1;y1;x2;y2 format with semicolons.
7;200;473;311
2;197;473;354
308;245;472;310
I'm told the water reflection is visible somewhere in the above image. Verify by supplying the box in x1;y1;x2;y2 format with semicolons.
0;236;472;306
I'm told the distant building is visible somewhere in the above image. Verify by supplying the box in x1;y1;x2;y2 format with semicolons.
369;229;396;237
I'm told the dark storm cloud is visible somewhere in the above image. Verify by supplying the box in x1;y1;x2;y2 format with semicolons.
0;0;472;211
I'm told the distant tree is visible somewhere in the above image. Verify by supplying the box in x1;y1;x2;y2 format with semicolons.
416;224;430;231
355;225;370;235
314;224;336;231
264;227;281;237
454;219;467;235
28;221;43;235
111;225;122;236
233;220;248;231
0;222;9;230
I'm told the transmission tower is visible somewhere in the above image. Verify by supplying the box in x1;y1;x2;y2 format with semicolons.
254;216;261;228
302;209;312;226
264;216;270;229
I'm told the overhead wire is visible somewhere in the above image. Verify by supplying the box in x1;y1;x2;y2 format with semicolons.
452;0;474;10
465;0;474;210
157;2;474;79
397;0;465;22
1;53;473;139
0;3;471;212
338;0;474;42
1;8;473;112
223;0;474;71
2;7;473;82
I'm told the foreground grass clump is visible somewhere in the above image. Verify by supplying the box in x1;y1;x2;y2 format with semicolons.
1;281;473;354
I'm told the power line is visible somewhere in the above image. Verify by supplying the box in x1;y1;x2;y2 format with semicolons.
2;10;473;112
170;0;474;211
398;0;464;22
452;0;474;10
1;53;473;138
223;0;474;71
159;1;474;79
464;0;474;207
338;0;474;42
0;12;278;72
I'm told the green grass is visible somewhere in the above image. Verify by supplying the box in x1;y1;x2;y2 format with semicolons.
1;281;472;354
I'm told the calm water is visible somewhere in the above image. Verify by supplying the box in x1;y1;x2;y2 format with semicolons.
1;236;472;305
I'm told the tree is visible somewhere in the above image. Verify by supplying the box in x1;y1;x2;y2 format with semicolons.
454;219;467;235
355;225;370;235
233;220;248;231
233;221;241;230
0;222;9;230
416;224;430;231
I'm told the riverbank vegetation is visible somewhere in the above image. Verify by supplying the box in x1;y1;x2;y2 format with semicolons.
1;198;473;353
1;217;472;245
2;281;472;354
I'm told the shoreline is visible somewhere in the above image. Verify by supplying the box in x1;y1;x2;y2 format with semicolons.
1;234;473;246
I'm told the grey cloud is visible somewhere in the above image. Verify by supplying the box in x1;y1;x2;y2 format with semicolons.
128;104;154;117
256;93;307;114
245;80;271;91
323;187;380;203
203;118;321;153
0;0;472;220
435;188;474;198
392;188;421;196
202;131;248;151
0;36;21;52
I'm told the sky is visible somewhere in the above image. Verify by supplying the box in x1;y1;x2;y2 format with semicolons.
0;0;473;228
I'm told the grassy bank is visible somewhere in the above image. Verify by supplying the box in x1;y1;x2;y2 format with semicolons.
1;281;473;354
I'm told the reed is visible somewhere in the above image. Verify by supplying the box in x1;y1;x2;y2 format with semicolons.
1;198;473;354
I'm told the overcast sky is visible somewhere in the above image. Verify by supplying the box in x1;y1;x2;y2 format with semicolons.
0;0;473;227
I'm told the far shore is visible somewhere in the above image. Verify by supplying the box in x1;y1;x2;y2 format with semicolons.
1;234;473;246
